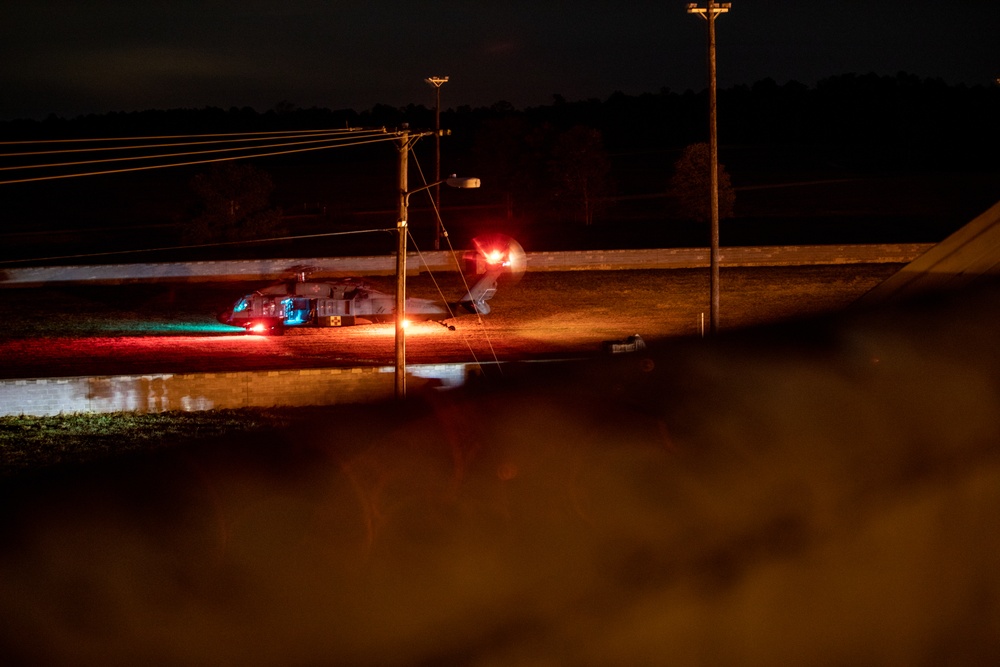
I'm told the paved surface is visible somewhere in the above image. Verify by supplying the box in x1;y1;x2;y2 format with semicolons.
0;265;902;380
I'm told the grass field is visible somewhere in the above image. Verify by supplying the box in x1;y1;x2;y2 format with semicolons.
0;409;313;477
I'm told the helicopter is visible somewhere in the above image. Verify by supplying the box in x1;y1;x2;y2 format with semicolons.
217;236;525;335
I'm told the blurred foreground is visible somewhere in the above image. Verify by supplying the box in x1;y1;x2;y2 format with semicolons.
1;279;999;665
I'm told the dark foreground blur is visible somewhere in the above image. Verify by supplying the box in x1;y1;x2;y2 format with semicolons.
1;280;999;666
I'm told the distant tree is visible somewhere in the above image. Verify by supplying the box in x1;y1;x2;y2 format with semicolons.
471;116;549;219
183;162;284;244
548;125;613;225
471;120;613;225
667;143;735;223
490;100;517;115
271;100;299;116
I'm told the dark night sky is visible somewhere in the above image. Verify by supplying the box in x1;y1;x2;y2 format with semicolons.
1;1;997;121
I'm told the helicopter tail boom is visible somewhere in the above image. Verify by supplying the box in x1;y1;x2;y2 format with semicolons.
453;265;503;314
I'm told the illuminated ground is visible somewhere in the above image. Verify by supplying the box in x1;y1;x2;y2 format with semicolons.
0;264;900;379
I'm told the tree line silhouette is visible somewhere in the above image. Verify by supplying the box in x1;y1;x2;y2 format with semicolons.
4;71;996;170
1;72;997;255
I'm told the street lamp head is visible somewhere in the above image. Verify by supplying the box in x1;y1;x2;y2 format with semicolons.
687;2;731;15
425;76;450;87
445;175;480;189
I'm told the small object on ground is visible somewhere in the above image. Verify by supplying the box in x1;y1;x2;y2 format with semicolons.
601;334;646;354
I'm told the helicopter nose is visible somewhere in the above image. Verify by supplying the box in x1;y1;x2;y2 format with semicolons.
217;310;233;325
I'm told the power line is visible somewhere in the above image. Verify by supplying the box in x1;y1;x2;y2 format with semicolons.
0;128;375;158
0;227;397;266
407;154;504;374
0;132;399;185
0;126;373;146
0;129;392;172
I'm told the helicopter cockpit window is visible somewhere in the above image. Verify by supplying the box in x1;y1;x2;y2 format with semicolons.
233;297;250;313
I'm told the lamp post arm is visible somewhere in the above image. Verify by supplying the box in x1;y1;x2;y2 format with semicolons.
404;175;481;204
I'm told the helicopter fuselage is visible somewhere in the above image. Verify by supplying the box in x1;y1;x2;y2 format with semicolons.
217;279;458;334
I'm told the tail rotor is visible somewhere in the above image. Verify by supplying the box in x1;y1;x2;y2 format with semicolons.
468;234;526;283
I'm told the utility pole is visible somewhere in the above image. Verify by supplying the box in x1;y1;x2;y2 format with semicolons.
393;123;480;400
425;76;449;250
395;126;411;399
687;1;730;335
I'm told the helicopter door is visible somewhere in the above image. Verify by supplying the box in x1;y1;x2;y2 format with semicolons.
283;297;312;326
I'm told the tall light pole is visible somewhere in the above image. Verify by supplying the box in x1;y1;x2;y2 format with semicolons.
394;124;479;399
687;1;730;335
425;76;449;250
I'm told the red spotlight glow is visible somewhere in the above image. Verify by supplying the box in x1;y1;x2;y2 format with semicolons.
471;234;524;276
250;323;268;334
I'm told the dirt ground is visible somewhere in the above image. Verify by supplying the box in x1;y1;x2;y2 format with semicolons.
0;264;901;379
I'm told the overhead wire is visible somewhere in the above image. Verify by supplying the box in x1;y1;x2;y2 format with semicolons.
0;227;397;266
0;132;400;185
439;229;504;376
0;128;377;158
0;126;373;146
0;130;392;172
409;151;503;373
0;125;406;261
406;231;484;372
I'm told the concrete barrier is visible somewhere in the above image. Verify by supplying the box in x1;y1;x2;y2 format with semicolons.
0;244;932;287
523;244;931;271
